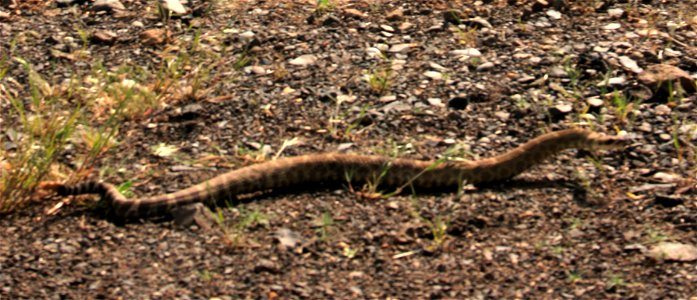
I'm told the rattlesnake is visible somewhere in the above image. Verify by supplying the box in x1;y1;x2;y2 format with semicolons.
40;129;627;218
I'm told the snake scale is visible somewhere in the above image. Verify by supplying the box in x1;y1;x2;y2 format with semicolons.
40;129;627;218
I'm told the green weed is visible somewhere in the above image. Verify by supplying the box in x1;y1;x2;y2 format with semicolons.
316;211;337;242
0;60;80;212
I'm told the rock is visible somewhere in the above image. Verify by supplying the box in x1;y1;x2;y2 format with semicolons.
637;122;652;132
379;95;396;102
598;76;626;88
365;47;382;59
343;8;366;19
427;98;443;107
618;56;643;73
385;8;404;21
380;24;395;32
429;62;447;71
160;0;187;14
246;66;266;75
518;75;535;83
586;97;603;108
91;30;117;44
495;111;510;120
549;103;573;121
603;23;621;31
450;48;481;58
652;172;683;183
388;43;417;53
140;29;168;45
465;17;492;29
239;31;255;40
546;10;562;20
275;228;302;249
423;71;443;80
648;242;697;262
289;54;318;66
398;22;413;31
92;0;125;11
607;8;625;18
549;66;567;78
476;62;494;71
254;259;280;273
637;64;696;102
624;85;653;102
170;203;216;230
654;104;671;115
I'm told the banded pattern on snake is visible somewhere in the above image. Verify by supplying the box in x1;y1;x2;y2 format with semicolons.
40;129;627;218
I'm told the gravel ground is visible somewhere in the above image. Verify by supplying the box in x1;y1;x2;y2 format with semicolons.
1;0;697;298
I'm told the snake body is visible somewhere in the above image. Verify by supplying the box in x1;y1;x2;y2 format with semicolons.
41;129;627;218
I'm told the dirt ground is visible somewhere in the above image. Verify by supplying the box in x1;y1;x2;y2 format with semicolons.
1;0;697;299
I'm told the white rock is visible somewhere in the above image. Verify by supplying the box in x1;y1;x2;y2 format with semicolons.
450;48;481;57
423;71;443;80
160;0;187;14
388;43;417;53
603;23;621;30
618;56;643;73
607;8;624;18
606;76;626;86
466;17;492;29
366;47;383;59
653;172;682;183
289;54;318;66
546;10;562;20
427;98;444;107
239;31;255;39
648;242;697;262
476;62;494;71
93;0;125;11
655;104;671;115
429;62;448;71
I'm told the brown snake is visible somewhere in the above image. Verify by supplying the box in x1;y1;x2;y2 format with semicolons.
40;129;627;218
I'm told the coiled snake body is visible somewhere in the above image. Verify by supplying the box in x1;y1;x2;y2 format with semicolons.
41;129;627;218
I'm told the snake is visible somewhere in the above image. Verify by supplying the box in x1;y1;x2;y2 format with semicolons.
40;129;628;218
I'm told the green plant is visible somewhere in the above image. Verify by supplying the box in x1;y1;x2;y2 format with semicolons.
199;270;213;281
451;25;478;47
316;0;334;11
213;207;269;246
427;215;449;247
116;180;135;198
365;67;391;95
316;211;337;242
551;245;564;255
566;271;583;284
610;90;635;125
0;60;80;212
342;246;358;259
606;273;626;289
233;53;251;70
643;227;668;245
408;200;450;250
